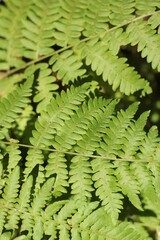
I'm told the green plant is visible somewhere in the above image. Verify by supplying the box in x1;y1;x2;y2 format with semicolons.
0;0;160;239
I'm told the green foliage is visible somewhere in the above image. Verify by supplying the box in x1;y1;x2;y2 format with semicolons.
0;0;160;239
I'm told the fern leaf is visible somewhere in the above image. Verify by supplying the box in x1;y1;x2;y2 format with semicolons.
2;166;20;230
21;178;54;237
46;152;68;197
92;160;123;224
69;99;117;201
115;161;142;210
149;145;160;196
137;126;159;160
17;175;33;218
127;19;160;71
148;11;160;30
102;28;129;55
0;0;32;70
80;207;113;239
0;209;7;235
130;162;158;206
98;102;139;159
31;178;54;215
21;0;57;59
82;0;110;37
130;126;160;204
24;63;59;113
0;77;32;131
107;221;152;240
52;0;84;47
120;111;150;159
25;84;89;177
44;200;68;238
49;50;86;85
69;155;93;202
55;199;78;239
0;232;12;240
2;166;20;204
94;105;150;216
6;139;21;173
32;217;43;240
109;0;135;25
135;0;160;15
47;98;116;198
84;41;151;95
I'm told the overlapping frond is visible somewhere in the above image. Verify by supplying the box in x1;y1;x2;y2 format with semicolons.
108;0;135;25
1;0;160;96
22;0;59;59
1;1;160;239
24;63;59;113
0;0;32;70
0;77;32;140
84;41;152;95
24;83;90;178
0;86;159;238
127;19;160;71
49;50;86;85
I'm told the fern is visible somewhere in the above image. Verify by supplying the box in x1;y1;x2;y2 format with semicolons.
0;0;160;239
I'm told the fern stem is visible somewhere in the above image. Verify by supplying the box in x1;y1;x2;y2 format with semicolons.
0;140;156;163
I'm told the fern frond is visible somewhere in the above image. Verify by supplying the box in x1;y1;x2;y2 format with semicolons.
24;63;59;113
46;152;68;197
98;102;139;158
47;98;116;198
2;166;20;204
32;217;43;240
0;232;12;240
49;50;86;85
108;0;135;25
115;161;142;210
1;166;20;231
82;0;110;37
1;1;160;239
130;161;158;207
92;104;147;221
24;84;89;177
127;18;160;71
31;178;54;215
84;41;151;95
80;206;152;239
0;0;32;70
18;175;33;214
148;11;160;30
0;73;23;98
149;144;160;197
5;139;21;173
51;0;84;47
69;99;117;201
0;77;32;133
102;28;129;55
135;0;160;15
120;111;150;159
21;0;57;59
106;221;152;240
20;177;54;237
92;161;123;224
134;126;160;202
114;112;155;208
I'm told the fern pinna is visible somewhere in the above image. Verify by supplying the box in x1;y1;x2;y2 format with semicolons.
0;0;160;239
